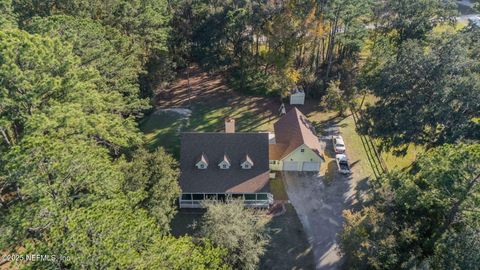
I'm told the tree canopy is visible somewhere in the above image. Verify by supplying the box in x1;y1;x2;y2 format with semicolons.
0;29;226;269
26;15;149;115
359;27;480;148
200;200;270;270
340;144;480;269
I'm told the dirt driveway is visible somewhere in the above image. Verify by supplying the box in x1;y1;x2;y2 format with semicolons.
283;122;369;270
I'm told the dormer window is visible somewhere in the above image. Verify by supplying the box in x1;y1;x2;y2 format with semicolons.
218;154;231;169
241;154;254;170
196;153;208;169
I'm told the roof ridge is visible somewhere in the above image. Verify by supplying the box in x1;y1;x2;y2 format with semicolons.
292;108;309;146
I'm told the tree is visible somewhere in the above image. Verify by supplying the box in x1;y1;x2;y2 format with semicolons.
0;29;142;149
199;200;269;270
26;15;149;116
360;29;480;148
4;197;227;269
0;28;228;270
429;227;480;270
340;144;480;269
12;0;170;56
375;0;457;45
122;148;181;233
323;80;348;115
0;0;16;28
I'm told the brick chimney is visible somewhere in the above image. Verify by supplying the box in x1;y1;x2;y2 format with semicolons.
225;117;235;133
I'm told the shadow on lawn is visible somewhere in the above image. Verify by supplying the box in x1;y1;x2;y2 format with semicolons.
260;204;315;270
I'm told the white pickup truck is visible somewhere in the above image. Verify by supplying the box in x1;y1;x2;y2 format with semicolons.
335;154;351;175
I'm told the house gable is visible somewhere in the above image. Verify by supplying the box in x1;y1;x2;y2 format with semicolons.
280;144;322;162
272;108;324;160
240;157;253;169
218;154;231;169
195;153;208;169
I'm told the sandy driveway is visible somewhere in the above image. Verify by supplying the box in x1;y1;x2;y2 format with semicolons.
282;123;368;270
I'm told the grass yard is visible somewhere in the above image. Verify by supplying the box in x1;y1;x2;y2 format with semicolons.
338;115;375;180
352;94;423;172
269;176;289;201
379;143;424;171
141;65;327;156
139;110;187;157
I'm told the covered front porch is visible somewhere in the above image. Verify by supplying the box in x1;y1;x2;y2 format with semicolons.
179;192;273;208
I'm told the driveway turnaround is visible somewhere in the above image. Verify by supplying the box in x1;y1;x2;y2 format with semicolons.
282;122;369;270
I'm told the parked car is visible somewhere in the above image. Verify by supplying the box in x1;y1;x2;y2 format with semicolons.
332;135;346;153
335;154;351;174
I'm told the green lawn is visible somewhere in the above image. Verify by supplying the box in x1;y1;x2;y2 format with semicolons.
139;110;187;157
338;115;375;180
140;100;278;157
379;143;424;171
269;176;289;201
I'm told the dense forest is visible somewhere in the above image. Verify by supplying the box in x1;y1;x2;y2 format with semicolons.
0;0;479;269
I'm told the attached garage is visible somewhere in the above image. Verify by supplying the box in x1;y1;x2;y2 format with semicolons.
283;161;299;171
302;162;320;172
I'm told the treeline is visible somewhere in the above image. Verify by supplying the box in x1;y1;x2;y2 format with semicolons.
0;0;241;269
168;0;459;99
338;0;480;269
170;0;375;96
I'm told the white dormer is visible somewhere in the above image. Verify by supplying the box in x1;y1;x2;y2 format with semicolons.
241;154;254;169
196;153;208;169
218;154;231;169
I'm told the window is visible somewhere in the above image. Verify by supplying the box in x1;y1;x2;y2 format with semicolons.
257;194;268;200
192;194;204;200
181;194;192;200
269;161;275;164
222;164;227;168
242;163;252;169
301;148;305;152
244;194;256;201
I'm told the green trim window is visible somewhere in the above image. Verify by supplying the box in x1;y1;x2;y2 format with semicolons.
257;194;268;200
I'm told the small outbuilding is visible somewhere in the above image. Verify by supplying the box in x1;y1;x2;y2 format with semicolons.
289;86;305;105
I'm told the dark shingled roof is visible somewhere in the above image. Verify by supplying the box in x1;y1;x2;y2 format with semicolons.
180;132;270;193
